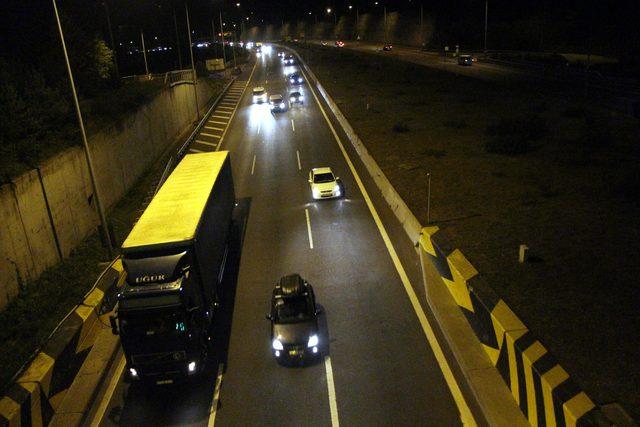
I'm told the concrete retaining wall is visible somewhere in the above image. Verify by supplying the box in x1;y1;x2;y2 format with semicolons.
290;45;611;426
0;80;216;311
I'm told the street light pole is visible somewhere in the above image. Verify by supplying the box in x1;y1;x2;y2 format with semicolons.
185;3;200;121
102;0;119;78
384;6;387;45
140;30;150;76
173;3;183;69
219;11;227;67
52;0;113;259
484;1;488;52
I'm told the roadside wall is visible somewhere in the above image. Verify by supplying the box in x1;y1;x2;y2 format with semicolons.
0;81;216;311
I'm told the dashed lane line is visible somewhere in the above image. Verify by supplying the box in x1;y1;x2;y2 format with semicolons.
298;52;476;426
296;150;301;170
207;363;224;427
324;356;340;427
305;208;314;249
251;154;256;175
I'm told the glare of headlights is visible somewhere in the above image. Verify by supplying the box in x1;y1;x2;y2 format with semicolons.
272;339;284;350
333;184;340;193
307;334;319;348
298;78;302;82
280;102;285;108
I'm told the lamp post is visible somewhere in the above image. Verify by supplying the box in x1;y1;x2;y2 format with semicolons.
219;11;227;67
185;3;200;121
484;1;489;52
51;0;113;258
140;30;150;76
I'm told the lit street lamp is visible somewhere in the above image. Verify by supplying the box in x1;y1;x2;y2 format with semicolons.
51;0;113;258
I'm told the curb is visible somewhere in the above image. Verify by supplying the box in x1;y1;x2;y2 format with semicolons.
286;44;616;427
0;259;124;427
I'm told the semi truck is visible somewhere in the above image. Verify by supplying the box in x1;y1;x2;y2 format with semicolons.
109;151;235;384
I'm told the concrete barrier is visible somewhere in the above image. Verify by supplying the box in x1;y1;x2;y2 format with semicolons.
0;259;124;427
0;79;218;311
287;45;613;427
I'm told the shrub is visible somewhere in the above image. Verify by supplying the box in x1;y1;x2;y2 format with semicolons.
393;122;410;133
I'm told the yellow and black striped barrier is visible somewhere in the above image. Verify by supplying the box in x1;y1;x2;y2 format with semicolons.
0;259;125;427
419;226;609;427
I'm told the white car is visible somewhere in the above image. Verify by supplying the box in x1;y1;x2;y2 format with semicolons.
309;167;342;200
252;87;267;103
269;94;288;112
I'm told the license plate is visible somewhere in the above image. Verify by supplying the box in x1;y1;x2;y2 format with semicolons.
289;350;299;356
156;379;173;385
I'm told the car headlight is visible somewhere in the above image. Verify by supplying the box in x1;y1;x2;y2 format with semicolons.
188;361;197;373
129;368;138;378
333;184;340;193
312;187;321;198
270;104;275;109
298;78;302;83
253;95;258;101
272;339;284;350
307;334;319;348
280;102;285;108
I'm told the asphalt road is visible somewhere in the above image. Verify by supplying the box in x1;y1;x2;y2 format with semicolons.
308;40;531;82
94;49;475;427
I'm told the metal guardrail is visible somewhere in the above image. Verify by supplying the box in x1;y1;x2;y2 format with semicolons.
164;69;195;87
154;76;238;195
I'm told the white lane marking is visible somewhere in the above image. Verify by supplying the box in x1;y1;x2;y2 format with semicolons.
89;355;126;427
251;154;256;175
296;150;302;170
217;61;258;151
299;54;476;426
207;363;224;427
201;133;221;138
205;126;225;131
291;119;295;132
195;140;217;147
305;208;314;249
209;120;228;125
324;356;340;427
190;148;205;153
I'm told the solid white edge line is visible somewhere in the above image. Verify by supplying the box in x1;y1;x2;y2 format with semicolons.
298;52;476;427
217;61;258;151
251;154;256;175
324;356;340;427
89;355;126;427
305;208;314;249
291;118;295;132
296;150;302;171
207;363;225;427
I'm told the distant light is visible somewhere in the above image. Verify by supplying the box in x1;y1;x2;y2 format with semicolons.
246;16;249;20
236;2;240;6
375;1;378;4
349;5;353;9
308;11;312;15
154;36;158;40
188;361;196;372
129;368;138;378
233;23;236;27
326;7;332;13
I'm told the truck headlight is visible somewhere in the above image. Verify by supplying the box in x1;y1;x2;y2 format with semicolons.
188;361;197;373
307;334;319;348
272;339;284;350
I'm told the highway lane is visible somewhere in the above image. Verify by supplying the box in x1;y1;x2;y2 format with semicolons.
95;49;470;426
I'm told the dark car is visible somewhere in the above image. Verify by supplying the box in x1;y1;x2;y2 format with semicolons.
289;91;304;105
457;54;473;66
267;274;320;363
284;54;296;65
289;72;304;85
269;94;289;112
382;44;393;51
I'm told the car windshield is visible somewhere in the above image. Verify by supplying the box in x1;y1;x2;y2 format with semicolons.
253;89;264;95
314;172;335;183
271;96;282;102
275;296;312;323
290;92;301;97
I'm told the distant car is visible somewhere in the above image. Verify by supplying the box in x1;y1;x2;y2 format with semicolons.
267;274;320;362
284;54;296;65
278;51;285;58
309;167;343;200
289;72;304;85
458;55;473;66
321;41;328;46
335;41;345;48
289;91;304;105
252;86;268;103
382;44;393;51
269;94;288;112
